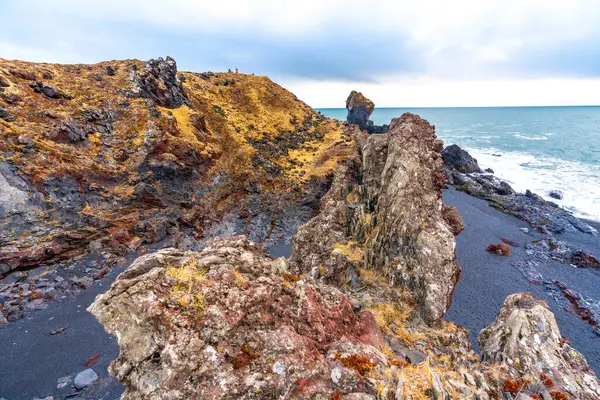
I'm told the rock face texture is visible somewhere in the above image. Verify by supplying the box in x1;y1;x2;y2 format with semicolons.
90;237;389;399
479;293;600;399
0;56;352;277
129;56;190;108
441;144;482;174
292;114;459;325
345;91;388;133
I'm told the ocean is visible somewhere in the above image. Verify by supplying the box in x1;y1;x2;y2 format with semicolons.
318;106;600;222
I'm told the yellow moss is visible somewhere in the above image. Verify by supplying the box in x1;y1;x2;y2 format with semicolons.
346;189;359;205
233;267;247;286
365;302;412;335
167;258;207;312
358;268;386;287
333;241;363;263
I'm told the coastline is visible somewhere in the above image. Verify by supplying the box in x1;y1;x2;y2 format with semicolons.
444;187;600;374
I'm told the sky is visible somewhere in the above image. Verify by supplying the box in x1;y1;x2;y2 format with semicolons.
1;0;600;107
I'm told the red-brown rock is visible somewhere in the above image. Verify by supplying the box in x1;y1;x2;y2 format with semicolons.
442;205;465;236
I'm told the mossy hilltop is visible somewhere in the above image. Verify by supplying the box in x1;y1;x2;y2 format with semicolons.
0;56;352;274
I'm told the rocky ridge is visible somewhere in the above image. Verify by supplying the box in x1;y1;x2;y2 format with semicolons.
0;56;351;288
89;93;600;399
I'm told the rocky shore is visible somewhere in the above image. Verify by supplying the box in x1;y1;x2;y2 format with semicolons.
1;61;600;399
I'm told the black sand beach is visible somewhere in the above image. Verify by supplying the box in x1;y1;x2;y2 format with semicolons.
444;187;600;374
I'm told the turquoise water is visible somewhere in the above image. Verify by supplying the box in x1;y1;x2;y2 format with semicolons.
319;107;600;221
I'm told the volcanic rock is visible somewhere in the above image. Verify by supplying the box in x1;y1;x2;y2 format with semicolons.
549;190;564;200
292;114;459;325
54;121;88;143
129;56;189;108
89;236;388;399
479;293;600;399
441;144;482;174
571;249;600;269
345;91;388;134
29;81;73;99
0;107;13;122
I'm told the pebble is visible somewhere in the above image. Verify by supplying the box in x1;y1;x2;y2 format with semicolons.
56;375;72;389
74;368;98;389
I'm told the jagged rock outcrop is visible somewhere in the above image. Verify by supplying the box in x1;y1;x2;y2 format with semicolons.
89;236;390;399
129;56;190;108
346;91;388;134
442;144;482;174
359;114;458;325
479;293;600;399
292;114;460;325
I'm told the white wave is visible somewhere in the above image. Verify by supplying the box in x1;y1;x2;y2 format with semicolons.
514;134;548;141
466;148;600;222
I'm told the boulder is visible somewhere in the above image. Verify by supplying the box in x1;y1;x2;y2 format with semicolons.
89;236;388;399
0;107;13;122
442;205;464;236
345;91;388;134
29;81;73;99
571;249;600;269
129;56;189;108
441;144;482;174
0;75;9;87
479;293;600;399
74;368;98;389
549;190;563;200
53;121;88;143
10;70;36;81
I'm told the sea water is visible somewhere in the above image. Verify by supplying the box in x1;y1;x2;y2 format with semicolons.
318;106;600;221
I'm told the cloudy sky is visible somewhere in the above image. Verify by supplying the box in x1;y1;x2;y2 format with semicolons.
2;0;600;107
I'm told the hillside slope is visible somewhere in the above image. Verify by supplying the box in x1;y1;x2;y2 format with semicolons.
0;57;352;276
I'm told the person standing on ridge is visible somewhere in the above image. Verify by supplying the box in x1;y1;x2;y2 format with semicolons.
235;68;238;73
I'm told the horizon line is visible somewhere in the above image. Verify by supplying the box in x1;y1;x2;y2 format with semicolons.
315;104;600;109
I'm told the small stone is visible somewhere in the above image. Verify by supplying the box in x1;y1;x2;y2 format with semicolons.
549;190;563;200
56;375;72;389
74;368;98;389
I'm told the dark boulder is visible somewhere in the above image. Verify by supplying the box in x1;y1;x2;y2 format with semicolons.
345;91;388;134
29;81;73;100
549;190;563;200
571;250;600;269
441;144;482;173
0;107;14;122
129;56;189;109
53;122;88;143
105;66;116;76
10;70;36;81
0;75;9;87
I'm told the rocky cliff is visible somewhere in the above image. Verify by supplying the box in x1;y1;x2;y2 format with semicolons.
0;56;352;277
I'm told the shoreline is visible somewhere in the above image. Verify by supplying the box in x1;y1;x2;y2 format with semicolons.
443;187;600;374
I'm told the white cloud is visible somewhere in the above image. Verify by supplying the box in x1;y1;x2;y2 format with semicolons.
283;76;600;108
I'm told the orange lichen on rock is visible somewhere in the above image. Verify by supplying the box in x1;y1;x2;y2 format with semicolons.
503;378;527;393
486;243;512;256
334;353;375;376
549;391;569;400
540;373;555;387
282;273;301;283
230;345;260;370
